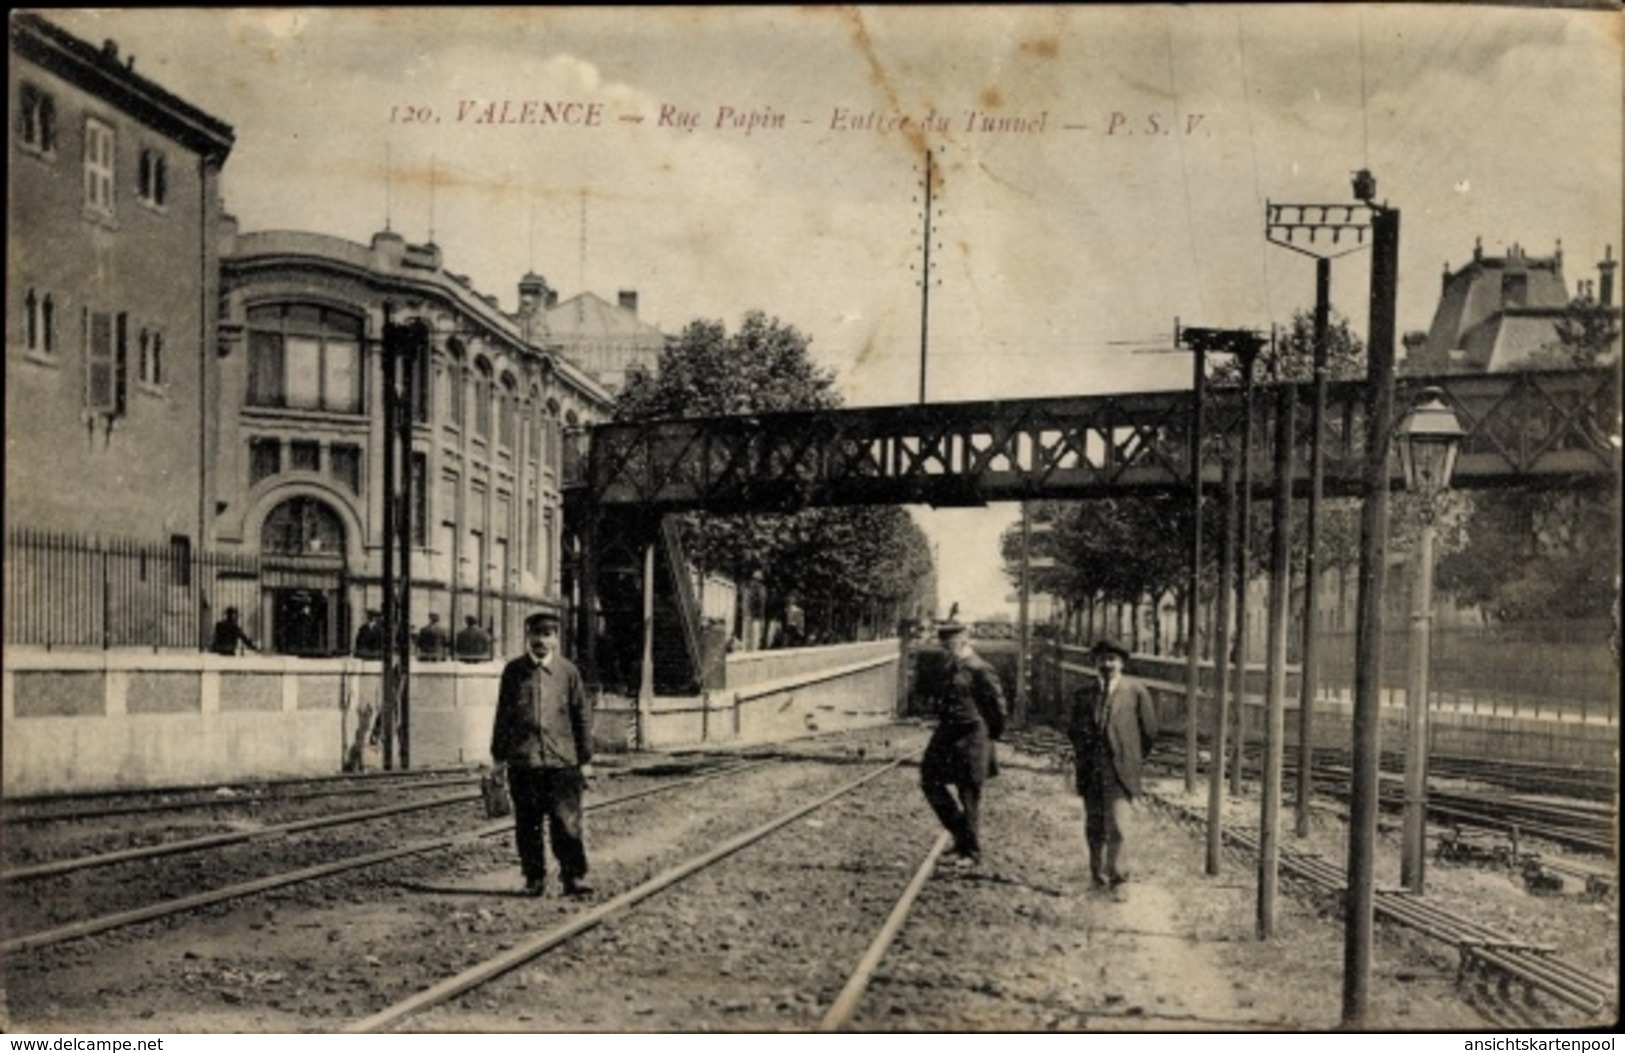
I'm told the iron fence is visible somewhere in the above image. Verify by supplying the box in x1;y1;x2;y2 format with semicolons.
4;529;264;651
1311;623;1618;724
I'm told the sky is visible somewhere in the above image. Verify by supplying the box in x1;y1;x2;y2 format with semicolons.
41;6;1623;620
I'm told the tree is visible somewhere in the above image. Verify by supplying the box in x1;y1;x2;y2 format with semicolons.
1429;290;1620;623
613;311;933;640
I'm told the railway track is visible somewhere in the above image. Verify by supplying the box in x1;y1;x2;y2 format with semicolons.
1009;724;1617;1028
4;723;1613;1031
1;759;771;954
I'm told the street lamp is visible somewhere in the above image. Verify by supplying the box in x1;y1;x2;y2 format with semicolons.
1395;387;1465;893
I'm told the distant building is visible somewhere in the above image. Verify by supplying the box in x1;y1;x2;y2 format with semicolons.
516;283;669;393
215;226;614;656
1403;239;1619;374
7;12;234;545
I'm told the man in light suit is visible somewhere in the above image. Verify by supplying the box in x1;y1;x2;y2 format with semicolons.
1066;638;1158;899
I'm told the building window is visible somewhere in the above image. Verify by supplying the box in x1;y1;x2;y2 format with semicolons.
246;303;364;413
83;117;115;215
1502;273;1529;309
84;309;128;415
25;290;40;351
412;348;430;423
137;149;167;207
331;443;362;493
526;490;540;573
411;453;428;546
445;342;465;427
499;374;518;449
472;359;493;441
250;438;281;485
169;534;192;588
137;329;164;385
289;440;321;473
19;83;56;155
528;389;544;463
263;496;344;557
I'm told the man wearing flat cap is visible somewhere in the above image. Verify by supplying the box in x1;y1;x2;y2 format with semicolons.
1065;639;1158;899
918;614;1007;870
490;610;596;897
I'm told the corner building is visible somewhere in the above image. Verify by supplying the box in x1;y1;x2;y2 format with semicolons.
216;227;613;658
7;13;234;549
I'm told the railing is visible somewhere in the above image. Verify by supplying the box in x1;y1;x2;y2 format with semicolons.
4;530;260;651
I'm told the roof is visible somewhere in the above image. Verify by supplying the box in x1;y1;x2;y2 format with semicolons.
545;292;667;344
1419;246;1573;371
11;12;234;162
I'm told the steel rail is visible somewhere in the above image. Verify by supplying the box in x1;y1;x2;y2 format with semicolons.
2;757;745;883
343;759;904;1034
2;790;479;883
1160;797;1616;1020
1;764;478;815
2;777;478;826
1;761;769;955
818;830;953;1031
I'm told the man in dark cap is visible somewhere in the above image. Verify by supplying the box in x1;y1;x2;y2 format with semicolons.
455;614;493;662
353;608;384;660
1065;639;1158;899
209;607;259;656
490;610;596;897
415;611;449;662
918;614;1007;869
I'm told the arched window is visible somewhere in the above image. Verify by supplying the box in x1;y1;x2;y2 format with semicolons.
262;496;345;557
499;373;518;449
473;358;493;440
444;339;465;427
42;294;56;353
24;289;38;350
528;385;544;464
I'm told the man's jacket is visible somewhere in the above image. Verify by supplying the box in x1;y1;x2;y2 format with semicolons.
490;654;594;769
933;650;1007;740
1066;674;1158;797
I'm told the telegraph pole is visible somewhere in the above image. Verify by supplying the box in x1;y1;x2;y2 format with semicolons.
1264;194;1374;838
1230;338;1260;799
1344;168;1400;1029
381;313;428;770
917;148;937;404
1017;501;1032;729
1260;370;1296;938
1181;318;1205;795
1180;325;1262;871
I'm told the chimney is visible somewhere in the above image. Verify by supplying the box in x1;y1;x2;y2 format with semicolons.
518;272;553;315
1600;245;1616;308
618;290;638;315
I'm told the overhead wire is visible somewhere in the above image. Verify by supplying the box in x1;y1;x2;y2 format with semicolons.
1235;10;1277;329
1165;9;1208;322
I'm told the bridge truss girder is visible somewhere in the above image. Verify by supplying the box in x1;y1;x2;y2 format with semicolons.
579;366;1619;513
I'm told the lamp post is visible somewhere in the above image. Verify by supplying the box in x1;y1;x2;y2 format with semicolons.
1396;387;1465;894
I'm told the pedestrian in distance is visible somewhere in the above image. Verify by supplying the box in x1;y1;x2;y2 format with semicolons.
455;614;492;662
416;611;449;662
353;608;384;660
209;607;259;656
918;615;1007;870
490;610;596;897
1065;638;1158;900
